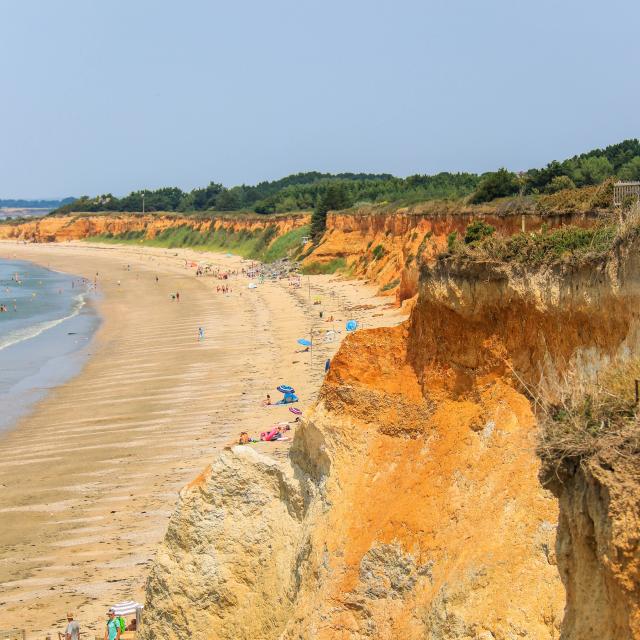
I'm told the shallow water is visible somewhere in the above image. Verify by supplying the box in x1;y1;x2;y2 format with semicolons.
0;259;100;432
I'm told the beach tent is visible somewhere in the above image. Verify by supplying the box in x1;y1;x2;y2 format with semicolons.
111;601;144;616
297;338;312;347
277;385;295;394
346;319;358;331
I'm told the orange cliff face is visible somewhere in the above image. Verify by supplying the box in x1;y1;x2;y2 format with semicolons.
0;213;309;243
304;207;600;304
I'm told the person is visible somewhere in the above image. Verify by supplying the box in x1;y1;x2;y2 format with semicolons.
126;619;137;631
176;291;180;302
198;327;204;341
65;612;80;640
239;431;250;444
262;394;271;406
155;275;159;283
105;608;121;640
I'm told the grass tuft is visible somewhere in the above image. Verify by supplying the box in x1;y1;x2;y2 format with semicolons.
537;359;640;470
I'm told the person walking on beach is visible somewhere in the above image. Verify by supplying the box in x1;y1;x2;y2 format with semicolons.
105;608;121;640
65;612;80;640
198;327;204;341
176;291;180;302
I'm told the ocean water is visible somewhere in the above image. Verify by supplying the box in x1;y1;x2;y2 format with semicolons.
0;259;100;432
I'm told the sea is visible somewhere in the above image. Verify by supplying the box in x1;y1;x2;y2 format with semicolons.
0;259;100;432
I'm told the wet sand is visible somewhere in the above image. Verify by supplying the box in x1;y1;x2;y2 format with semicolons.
0;241;406;637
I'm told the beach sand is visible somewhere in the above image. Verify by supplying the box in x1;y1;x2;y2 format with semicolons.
0;241;406;637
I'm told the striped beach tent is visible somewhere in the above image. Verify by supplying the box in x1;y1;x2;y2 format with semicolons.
111;601;144;616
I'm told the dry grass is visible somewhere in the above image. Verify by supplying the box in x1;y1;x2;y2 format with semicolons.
536;359;640;470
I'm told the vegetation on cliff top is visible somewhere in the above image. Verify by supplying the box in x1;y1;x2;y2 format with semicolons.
50;139;640;217
444;202;640;267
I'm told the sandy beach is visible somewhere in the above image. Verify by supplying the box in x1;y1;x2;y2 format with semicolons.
0;241;405;637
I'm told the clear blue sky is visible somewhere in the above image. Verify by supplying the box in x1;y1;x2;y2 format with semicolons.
1;0;638;198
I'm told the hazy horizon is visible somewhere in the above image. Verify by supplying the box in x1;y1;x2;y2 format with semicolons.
2;0;638;199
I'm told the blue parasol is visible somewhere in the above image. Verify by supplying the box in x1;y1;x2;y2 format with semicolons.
297;338;312;347
346;319;358;331
277;385;295;394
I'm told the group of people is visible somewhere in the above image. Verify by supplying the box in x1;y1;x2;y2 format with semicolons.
216;285;232;294
62;609;137;640
238;422;292;444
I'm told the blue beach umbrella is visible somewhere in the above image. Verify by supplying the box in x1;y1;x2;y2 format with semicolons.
297;338;312;347
346;319;358;332
277;384;295;394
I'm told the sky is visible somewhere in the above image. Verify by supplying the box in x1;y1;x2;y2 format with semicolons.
1;0;638;198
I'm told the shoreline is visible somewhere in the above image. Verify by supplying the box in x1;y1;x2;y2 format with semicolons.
0;257;101;434
0;241;406;636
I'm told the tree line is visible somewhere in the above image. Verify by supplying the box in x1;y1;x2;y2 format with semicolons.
52;139;640;216
53;171;480;216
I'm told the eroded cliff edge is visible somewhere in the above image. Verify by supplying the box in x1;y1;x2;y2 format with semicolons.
139;234;640;639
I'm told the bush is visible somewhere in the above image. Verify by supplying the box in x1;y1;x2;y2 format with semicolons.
545;175;576;194
301;258;347;274
464;220;495;244
372;244;386;260
447;231;459;252
470;169;520;203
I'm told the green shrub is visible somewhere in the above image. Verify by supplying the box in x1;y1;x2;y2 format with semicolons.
381;278;400;291
372;244;386;260
301;258;347;274
471;168;520;203
464;220;495;244
447;231;459;252
545;175;576;194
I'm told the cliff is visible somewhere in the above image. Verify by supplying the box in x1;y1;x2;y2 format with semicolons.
0;208;600;301
0;212;308;244
540;454;639;639
139;231;640;639
305;209;599;302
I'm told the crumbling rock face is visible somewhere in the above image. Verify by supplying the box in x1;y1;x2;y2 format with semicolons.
138;446;311;640
541;455;640;639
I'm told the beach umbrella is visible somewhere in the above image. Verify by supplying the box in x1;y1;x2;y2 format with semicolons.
277;384;295;394
297;338;312;347
346;319;358;331
110;601;144;616
289;407;302;415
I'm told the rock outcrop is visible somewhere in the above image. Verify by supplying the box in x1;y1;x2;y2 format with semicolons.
540;454;640;640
